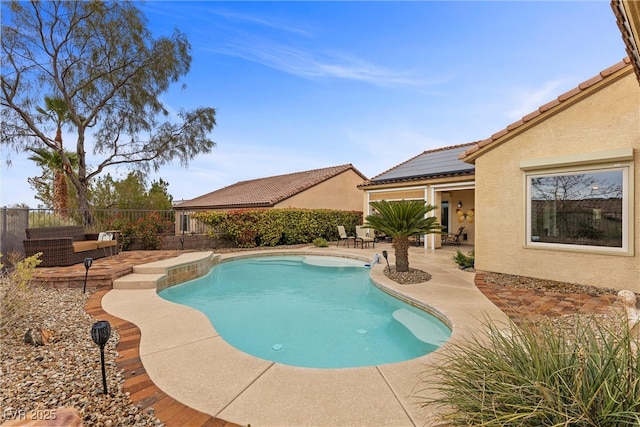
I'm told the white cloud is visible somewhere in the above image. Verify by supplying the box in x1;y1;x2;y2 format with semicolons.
504;79;572;120
208;8;313;38
209;37;427;87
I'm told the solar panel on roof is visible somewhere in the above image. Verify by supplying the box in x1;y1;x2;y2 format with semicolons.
372;146;474;182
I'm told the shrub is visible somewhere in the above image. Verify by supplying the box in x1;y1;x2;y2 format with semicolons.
0;252;42;336
105;211;172;250
133;211;170;249
452;249;474;269
193;208;362;248
312;237;328;247
419;315;640;426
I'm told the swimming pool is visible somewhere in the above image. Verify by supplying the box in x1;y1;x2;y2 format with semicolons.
159;255;451;368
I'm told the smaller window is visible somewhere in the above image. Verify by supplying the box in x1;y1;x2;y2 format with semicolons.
180;214;190;233
526;166;628;252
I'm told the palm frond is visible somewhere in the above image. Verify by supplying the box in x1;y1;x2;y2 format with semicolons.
364;200;442;238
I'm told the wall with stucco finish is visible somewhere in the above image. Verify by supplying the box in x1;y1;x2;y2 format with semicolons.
275;169;364;212
473;70;639;291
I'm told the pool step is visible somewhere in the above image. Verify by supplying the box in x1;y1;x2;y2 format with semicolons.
113;273;166;289
247;260;301;268
111;252;217;290
392;308;442;345
133;252;214;274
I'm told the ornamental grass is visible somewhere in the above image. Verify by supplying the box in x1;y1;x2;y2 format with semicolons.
0;252;41;336
420;314;640;426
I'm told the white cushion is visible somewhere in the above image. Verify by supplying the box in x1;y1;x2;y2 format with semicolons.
98;232;113;241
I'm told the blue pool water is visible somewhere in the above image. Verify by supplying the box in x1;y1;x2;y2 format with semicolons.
159;255;451;368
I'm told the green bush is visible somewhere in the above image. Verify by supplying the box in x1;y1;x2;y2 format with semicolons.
452;249;474;269
105;211;173;250
419;315;640;426
193;208;362;248
312;237;329;247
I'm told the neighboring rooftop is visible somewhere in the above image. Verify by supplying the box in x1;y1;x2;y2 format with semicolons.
358;143;476;188
175;164;367;210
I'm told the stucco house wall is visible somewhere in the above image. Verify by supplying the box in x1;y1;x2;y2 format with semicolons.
471;68;639;291
367;188;427;202
274;169;365;211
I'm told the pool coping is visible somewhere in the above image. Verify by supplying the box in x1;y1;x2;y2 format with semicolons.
99;246;509;426
85;291;239;426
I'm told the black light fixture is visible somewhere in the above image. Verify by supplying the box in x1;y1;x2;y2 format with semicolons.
457;201;463;209
90;320;111;395
82;257;93;293
381;250;390;272
180;236;185;250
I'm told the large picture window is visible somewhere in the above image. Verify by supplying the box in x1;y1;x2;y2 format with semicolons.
527;167;628;251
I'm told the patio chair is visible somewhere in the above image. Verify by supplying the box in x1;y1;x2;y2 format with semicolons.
374;230;388;242
442;226;465;246
337;225;354;247
410;234;424;246
355;226;375;249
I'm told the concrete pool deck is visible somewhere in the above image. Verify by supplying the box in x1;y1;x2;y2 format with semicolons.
99;243;509;426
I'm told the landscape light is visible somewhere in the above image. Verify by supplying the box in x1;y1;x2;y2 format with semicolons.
82;257;93;293
90;320;111;395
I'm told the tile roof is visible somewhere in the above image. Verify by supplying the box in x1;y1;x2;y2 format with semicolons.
358;142;476;188
459;58;634;163
175;164;367;210
612;0;640;83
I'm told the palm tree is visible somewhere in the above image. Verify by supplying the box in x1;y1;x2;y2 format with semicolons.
363;200;443;272
35;96;74;217
28;148;78;214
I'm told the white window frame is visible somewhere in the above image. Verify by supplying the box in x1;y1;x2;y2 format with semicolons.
521;148;634;256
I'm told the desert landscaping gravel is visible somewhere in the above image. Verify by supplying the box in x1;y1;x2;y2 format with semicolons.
0;288;162;426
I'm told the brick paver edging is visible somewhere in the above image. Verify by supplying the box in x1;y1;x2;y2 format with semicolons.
474;271;620;323
85;290;242;427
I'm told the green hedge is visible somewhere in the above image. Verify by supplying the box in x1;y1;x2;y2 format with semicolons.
193;208;362;248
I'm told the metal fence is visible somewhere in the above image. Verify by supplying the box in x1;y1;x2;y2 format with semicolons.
0;207;212;264
23;208;174;232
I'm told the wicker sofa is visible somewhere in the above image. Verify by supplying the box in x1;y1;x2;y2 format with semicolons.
24;226;118;267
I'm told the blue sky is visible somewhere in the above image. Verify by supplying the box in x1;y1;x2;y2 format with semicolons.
0;1;628;207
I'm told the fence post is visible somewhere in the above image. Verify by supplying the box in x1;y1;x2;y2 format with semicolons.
1;207;6;265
